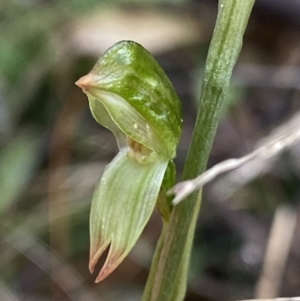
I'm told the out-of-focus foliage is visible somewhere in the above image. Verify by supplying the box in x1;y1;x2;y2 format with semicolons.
0;132;40;212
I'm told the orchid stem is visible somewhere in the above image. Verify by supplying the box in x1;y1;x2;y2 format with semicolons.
142;1;255;300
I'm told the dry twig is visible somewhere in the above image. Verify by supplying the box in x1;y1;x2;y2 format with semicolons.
169;112;300;205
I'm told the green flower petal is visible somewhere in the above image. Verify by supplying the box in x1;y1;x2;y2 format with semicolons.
89;148;168;282
77;40;182;159
87;89;164;160
75;40;183;282
88;96;127;149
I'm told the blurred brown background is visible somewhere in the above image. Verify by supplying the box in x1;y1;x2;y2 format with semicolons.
1;0;300;300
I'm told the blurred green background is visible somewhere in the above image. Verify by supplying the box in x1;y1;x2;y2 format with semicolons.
1;0;300;300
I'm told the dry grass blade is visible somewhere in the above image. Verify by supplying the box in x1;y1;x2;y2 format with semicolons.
4;227;98;301
255;206;297;299
169;112;300;204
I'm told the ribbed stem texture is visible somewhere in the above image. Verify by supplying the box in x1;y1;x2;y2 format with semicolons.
142;1;255;300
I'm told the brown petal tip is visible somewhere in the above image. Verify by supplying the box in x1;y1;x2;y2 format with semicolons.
75;73;97;90
95;261;119;283
89;240;110;274
91;244;125;283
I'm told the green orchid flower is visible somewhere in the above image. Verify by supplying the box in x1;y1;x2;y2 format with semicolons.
76;40;182;282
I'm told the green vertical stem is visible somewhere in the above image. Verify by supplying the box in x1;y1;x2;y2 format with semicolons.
142;0;255;300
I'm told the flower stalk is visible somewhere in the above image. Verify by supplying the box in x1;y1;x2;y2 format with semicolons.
141;1;255;300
